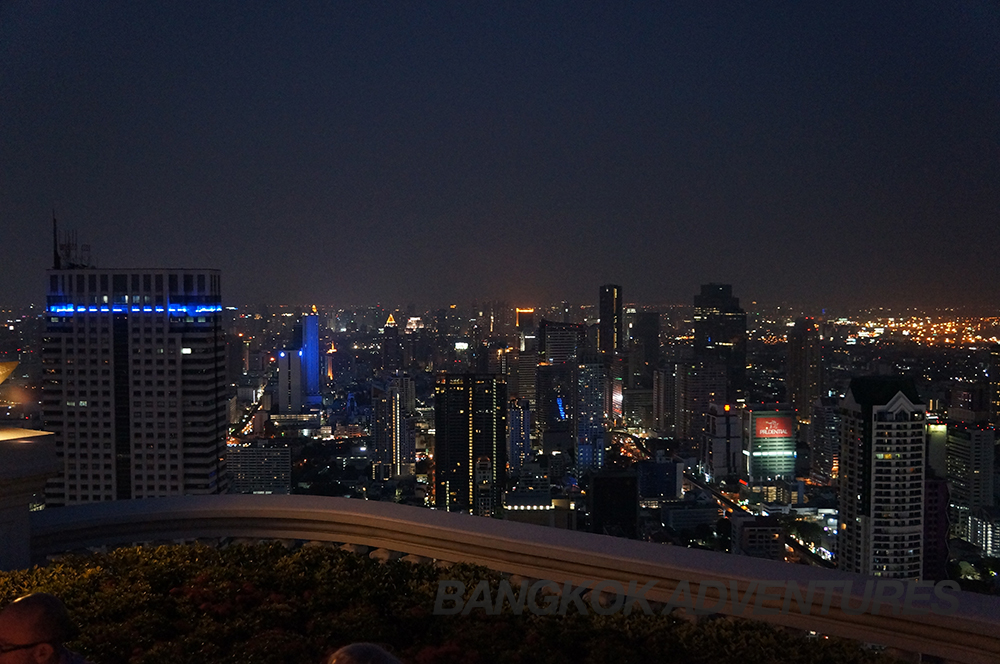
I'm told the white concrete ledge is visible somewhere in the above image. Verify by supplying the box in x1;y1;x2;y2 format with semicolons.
29;494;1000;664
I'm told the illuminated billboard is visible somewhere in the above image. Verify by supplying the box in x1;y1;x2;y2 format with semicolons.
755;416;794;438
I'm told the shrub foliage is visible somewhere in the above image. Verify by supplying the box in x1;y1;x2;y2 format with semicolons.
0;543;898;664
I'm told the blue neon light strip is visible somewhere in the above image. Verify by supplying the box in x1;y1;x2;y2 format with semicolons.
47;304;222;316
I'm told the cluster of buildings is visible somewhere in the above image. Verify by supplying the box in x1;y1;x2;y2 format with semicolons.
8;249;995;584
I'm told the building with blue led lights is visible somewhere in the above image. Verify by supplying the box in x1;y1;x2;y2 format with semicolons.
42;268;228;505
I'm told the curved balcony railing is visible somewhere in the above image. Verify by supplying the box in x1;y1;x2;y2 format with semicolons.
28;494;1000;664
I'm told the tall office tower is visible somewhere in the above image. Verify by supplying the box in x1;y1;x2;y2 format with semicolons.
674;359;727;442
276;348;303;413
702;402;742;481
515;307;535;351
535;361;576;460
946;421;995;536
598;284;623;356
226;440;291;494
301;314;321;401
989;346;1000;427
628;311;660;389
372;374;416;480
742;404;797;482
514;349;537;409
380;315;404;373
576;355;606;473
809;396;841;483
786;318;823;425
839;376;925;580
652;364;677;435
434;373;507;516
692;284;747;403
42;268;227;505
507;398;531;478
923;471;950;581
538;320;586;364
277;314;322;412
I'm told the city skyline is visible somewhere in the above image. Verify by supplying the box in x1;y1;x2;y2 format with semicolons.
2;2;998;309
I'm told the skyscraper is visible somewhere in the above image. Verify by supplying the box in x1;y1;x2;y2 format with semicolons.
692;284;747;403
42;268;228;505
434;373;507;516
702;402;742;481
507;398;531;478
627;311;659;389
276;314;322;412
839;376;925;579
538;320;586;364
786;317;823;424
946;421;995;536
674;359;727;442
576;355;606;473
598;284;622;357
742;404;797;482
809;396;841;483
372;373;416;480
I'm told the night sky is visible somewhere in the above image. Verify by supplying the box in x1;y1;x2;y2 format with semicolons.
2;2;997;309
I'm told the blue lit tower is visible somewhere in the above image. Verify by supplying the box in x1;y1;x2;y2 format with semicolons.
277;313;322;412
301;313;321;403
42;268;228;505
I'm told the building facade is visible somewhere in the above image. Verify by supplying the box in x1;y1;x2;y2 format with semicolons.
742;404;797;482
42;268;228;505
434;373;507;516
838;377;925;580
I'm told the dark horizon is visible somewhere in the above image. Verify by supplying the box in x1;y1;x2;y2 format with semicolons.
2;2;998;310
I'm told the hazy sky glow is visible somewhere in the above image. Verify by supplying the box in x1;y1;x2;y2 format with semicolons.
2;2;998;309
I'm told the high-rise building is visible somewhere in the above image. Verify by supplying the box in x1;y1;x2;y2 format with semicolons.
535;361;576;459
598;284;623;357
538;320;586;364
372;373;416;480
507;398;531;478
786;318;823;425
434;373;507;516
809;396;841;483
988;346;1000;427
576;356;606;473
692;284;747;403
652;363;677;434
42;268;228;505
627;311;659;389
226;440;291;494
276;348;303;413
839;376;925;580
675;359;727;442
380;315;404;373
923;471;950;581
946;421;995;535
276;314;322;412
702;402;742;481
742;404;797;482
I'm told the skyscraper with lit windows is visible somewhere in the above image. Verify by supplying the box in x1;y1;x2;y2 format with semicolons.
839;376;925;580
42;268;228;505
434;373;507;516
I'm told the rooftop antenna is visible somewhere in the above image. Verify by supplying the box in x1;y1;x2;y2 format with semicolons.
52;210;61;270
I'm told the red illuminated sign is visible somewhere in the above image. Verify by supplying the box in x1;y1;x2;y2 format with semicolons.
755;416;793;438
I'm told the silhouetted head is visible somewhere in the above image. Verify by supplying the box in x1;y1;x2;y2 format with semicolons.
327;642;402;664
0;593;74;664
